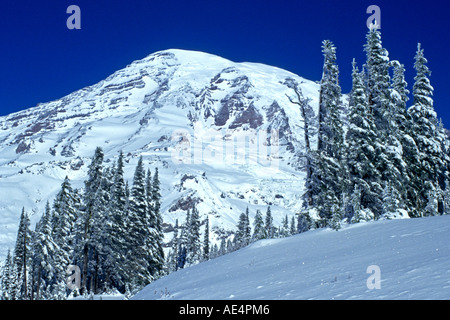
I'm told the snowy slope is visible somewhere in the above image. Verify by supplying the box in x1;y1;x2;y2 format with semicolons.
0;49;320;259
133;215;450;300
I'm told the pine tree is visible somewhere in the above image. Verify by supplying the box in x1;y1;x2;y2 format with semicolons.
407;43;446;216
31;202;63;300
202;217;210;261
313;40;346;227
76;146;104;294
388;61;414;213
1;249;14;300
364;27;391;131
363;27;394;218
186;205;201;265
13;208;31;299
105;151;128;291
126;156;152;292
168;219;180;272
177;210;190;270
280;215;290;237
252;209;265;241
296;208;312;233
52;176;77;277
265;206;274;238
236;207;251;248
148;167;165;278
346;60;382;219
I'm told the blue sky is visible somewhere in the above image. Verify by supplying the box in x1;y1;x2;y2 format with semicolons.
0;0;448;127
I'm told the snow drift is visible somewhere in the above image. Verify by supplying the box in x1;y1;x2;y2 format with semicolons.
133;215;450;300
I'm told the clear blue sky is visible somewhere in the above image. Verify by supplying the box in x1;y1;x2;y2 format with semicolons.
0;0;448;127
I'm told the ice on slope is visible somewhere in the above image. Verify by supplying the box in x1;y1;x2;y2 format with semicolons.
133;215;450;300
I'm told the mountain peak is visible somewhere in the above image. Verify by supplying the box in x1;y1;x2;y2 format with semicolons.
0;49;320;259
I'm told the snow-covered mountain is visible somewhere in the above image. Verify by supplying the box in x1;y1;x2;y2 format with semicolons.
0;49;320;259
133;215;450;300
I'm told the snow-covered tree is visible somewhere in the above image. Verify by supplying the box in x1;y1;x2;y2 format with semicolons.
407;43;446;216
265;206;274;238
147;167;165;278
1;250;14;300
252;209;266;241
13;208;31;300
202;217;210;262
186;205;201;265
346;60;382;219
235;207;251;248
126;156;152;292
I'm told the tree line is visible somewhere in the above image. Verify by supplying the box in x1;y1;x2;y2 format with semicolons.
165;205;297;273
290;27;450;230
0;147;164;300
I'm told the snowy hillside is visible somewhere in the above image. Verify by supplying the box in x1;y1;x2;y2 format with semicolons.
0;49;320;259
133;215;450;300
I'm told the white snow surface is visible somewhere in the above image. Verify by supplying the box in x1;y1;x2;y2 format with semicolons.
133;215;450;300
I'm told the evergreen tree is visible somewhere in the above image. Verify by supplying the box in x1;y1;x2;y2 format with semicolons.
52;176;77;278
203;217;210;261
186;205;201;265
126;156;152;292
1;250;14;300
346;60;382;219
280;215;290;237
296;208;312;233
236;207;251;248
252;209;266;241
265;206;274;238
148;167;165;278
289;216;297;235
105;151;128;291
313;40;346;226
168;219;180;272
75;146;104;294
177;210;190;270
363;27;394;218
13;208;31;300
407;43;446;216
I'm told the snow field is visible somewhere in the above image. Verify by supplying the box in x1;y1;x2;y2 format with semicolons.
133;215;450;300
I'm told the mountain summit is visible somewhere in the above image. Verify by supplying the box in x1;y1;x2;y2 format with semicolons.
0;49;320;258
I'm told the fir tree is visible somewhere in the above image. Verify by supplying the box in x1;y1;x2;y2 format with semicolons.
75;146;104;294
13;208;31;300
265;206;274;238
236;207;251;248
203;217;210;262
313;40;346;227
52;176;77;277
1;250;14;300
148;167;165;278
186;205;201;265
346;60;382;219
126;156;152;292
105;151;128;291
407;43;446;216
252;209;266;241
